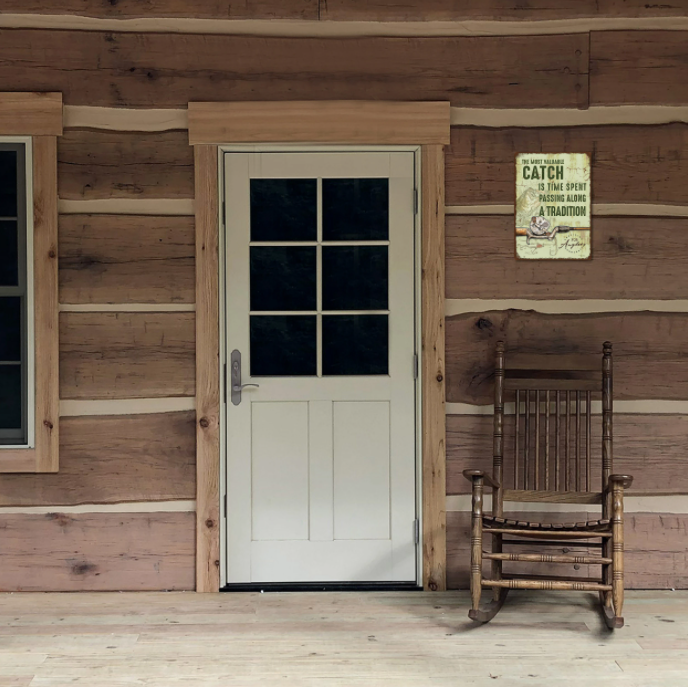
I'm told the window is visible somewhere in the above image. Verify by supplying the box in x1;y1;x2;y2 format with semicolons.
0;92;61;473
0;141;32;447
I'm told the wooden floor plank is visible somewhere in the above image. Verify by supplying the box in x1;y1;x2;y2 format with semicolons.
0;592;685;685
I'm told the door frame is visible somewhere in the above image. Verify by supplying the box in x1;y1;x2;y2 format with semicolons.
191;101;450;592
219;146;422;587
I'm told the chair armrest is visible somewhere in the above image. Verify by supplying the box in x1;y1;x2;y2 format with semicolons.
608;474;634;490
462;469;501;489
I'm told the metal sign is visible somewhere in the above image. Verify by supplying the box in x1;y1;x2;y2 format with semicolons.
515;153;591;260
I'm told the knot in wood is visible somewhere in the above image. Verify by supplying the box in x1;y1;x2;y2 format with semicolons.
205;518;215;529
428;581;438;592
436;374;443;383
48;249;56;259
43;420;54;430
475;317;492;331
214;560;220;568
199;417;210;429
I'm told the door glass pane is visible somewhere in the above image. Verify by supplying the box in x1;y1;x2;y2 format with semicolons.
250;179;317;242
322;179;389;241
250;247;316;312
322;315;388;376
0;297;21;361
322;246;388;311
0;221;18;286
0;366;22;430
251;315;316;376
0;150;17;217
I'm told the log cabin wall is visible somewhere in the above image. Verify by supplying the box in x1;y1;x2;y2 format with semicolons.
0;2;687;590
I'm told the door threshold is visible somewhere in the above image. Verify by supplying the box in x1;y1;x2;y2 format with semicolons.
221;582;422;593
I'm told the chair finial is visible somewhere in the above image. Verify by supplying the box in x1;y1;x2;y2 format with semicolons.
496;340;505;353
603;341;612;356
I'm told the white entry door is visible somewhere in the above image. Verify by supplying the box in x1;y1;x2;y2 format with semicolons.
223;150;418;584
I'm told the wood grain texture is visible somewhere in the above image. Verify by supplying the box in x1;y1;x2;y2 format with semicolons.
32;137;60;471
0;412;195;506
189;100;451;145
0;137;60;473
446;311;688;404
446;124;688;206
447;414;688;495
194;145;220;594
58;130;193;200
447;510;688;589
0;1;318;19
446;216;688;300
591;31;688;106
0;91;62;135
421;145;447;592
0;512;194;591
59;215;195;304
0;30;588;109
320;1;688;20
59;312;195;400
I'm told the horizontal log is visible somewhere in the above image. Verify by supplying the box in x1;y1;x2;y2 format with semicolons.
58;130;193;200
591;31;688;106
447;511;688;589
448;414;688;494
447;216;688;300
59;215;195;304
60;312;195;399
0;511;194;591
0;1;318;19
446;124;688;206
0;412;195;506
320;1;688;20
446;311;688;404
0;29;588;109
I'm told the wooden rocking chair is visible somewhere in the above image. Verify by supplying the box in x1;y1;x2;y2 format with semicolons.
463;341;633;629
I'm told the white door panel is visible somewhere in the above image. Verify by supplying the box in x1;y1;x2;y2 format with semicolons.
224;150;418;584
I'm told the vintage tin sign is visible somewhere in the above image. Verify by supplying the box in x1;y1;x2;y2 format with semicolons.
515;153;591;260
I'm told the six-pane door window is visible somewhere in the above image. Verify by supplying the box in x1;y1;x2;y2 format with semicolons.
249;177;390;377
0;142;29;446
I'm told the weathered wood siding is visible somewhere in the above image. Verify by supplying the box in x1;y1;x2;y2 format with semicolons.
0;512;195;592
0;4;686;590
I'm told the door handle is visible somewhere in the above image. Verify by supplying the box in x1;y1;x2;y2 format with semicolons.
232;383;259;392
230;350;258;406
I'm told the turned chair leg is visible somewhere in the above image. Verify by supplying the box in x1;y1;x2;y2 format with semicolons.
611;483;625;620
469;477;484;617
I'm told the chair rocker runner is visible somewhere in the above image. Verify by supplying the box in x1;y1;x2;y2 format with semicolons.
463;341;633;629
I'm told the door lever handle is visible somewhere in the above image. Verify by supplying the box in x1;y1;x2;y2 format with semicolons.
232;383;260;392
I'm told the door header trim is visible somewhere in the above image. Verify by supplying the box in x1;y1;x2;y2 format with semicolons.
188;101;451;146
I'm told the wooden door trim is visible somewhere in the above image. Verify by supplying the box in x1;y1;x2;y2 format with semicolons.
193;101;449;592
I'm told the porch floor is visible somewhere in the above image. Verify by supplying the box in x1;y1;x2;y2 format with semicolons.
0;590;685;686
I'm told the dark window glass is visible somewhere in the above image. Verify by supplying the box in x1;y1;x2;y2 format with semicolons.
0;150;17;218
251;316;316;376
0;297;21;360
322;246;388;311
322;315;388;376
322;179;389;241
0;221;18;286
250;179;317;242
0;366;22;430
250;247;316;312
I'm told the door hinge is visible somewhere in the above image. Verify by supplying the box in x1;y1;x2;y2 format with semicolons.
413;353;419;380
414;518;420;545
413;188;419;215
223;493;227;518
